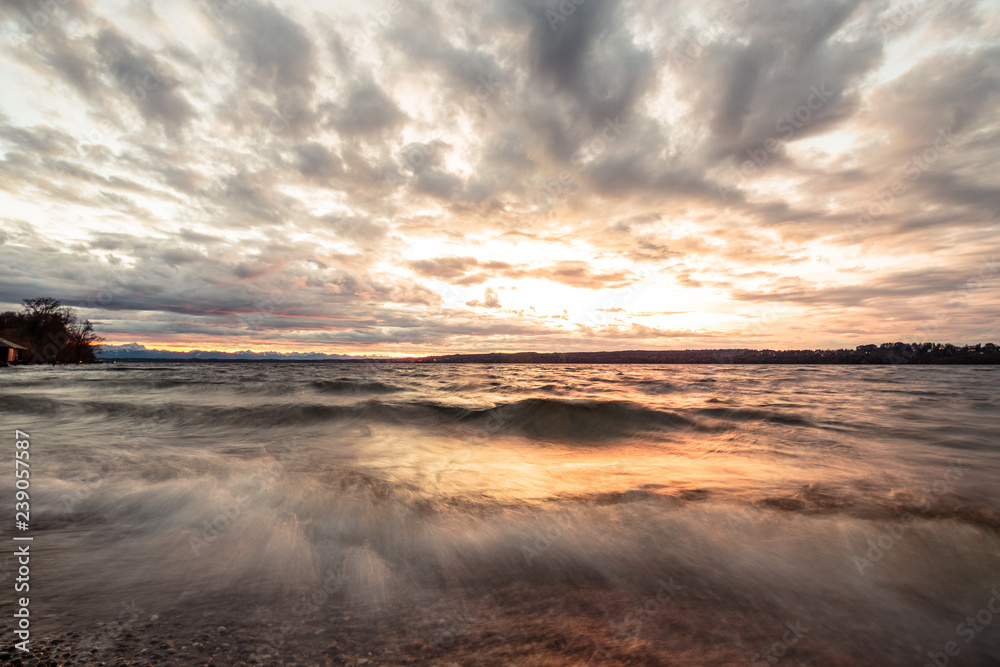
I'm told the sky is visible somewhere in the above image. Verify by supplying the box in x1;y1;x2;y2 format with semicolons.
0;0;998;355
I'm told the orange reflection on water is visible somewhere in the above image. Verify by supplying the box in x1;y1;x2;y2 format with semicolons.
364;425;801;506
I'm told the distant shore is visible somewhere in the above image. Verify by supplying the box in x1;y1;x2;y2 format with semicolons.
89;342;1000;364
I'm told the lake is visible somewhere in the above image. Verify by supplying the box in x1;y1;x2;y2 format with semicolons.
2;363;998;665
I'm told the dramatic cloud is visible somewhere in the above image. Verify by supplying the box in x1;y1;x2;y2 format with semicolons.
0;0;997;354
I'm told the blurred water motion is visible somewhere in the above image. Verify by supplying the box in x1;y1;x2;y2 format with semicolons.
1;363;998;664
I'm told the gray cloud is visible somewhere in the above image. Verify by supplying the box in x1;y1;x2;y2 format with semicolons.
1;0;998;352
94;27;195;135
326;81;406;135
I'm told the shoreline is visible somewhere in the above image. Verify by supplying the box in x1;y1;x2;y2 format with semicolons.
5;581;877;666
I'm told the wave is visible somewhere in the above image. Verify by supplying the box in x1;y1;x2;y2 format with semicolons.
501;383;570;395
693;406;814;426
0;393;701;441
551;483;1000;532
311;379;403;395
0;394;63;414
452;398;697;440
756;496;1000;532
90;378;294;396
633;382;677;395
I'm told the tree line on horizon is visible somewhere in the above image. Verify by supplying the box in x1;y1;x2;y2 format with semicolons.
405;342;1000;365
0;297;103;364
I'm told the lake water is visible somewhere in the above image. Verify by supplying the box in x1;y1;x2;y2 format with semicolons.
2;363;998;665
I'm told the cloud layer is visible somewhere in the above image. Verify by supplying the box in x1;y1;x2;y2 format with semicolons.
1;0;998;353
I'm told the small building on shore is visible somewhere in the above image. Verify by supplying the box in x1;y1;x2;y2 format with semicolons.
0;337;28;364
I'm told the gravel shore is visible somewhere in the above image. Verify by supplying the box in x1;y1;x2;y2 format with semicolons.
2;582;869;666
